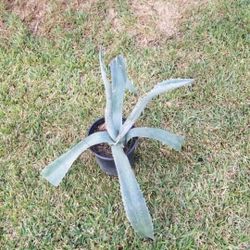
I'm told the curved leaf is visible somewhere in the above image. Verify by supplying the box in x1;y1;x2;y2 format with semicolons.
111;145;154;239
110;55;137;133
126;127;184;151
99;50;116;140
110;55;127;134
126;79;137;94
41;132;113;186
115;79;193;142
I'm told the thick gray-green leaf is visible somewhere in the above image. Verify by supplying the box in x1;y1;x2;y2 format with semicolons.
111;55;136;94
126;127;184;151
110;55;127;134
41;132;113;187
99;50;116;140
126;79;137;94
110;55;137;133
115;79;193;142
111;145;154;239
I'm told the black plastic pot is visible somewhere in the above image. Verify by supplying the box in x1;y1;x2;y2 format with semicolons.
88;117;138;176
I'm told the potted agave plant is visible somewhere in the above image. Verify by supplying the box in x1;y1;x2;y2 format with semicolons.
41;50;193;239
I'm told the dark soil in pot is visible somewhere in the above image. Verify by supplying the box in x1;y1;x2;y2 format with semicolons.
88;117;138;176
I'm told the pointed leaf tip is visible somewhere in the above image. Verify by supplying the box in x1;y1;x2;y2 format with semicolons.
126;127;184;151
111;145;154;239
41;132;113;186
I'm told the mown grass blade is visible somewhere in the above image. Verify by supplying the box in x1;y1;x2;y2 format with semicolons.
115;79;193;142
111;145;154;239
126;127;184;151
99;50;116;140
41;132;113;186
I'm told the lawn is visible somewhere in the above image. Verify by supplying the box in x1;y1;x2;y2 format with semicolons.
0;0;249;249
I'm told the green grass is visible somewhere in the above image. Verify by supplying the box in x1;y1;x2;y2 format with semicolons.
0;0;249;249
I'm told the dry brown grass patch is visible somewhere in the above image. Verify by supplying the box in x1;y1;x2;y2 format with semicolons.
2;0;97;35
130;0;208;46
4;0;50;34
2;0;209;45
107;7;123;32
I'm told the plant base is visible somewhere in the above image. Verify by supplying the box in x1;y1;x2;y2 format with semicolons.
88;117;138;176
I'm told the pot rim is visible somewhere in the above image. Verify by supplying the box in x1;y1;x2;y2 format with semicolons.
87;117;138;161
